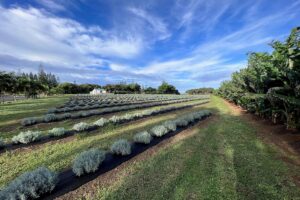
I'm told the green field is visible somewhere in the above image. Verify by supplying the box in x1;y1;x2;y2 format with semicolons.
1;95;300;199
92;96;300;200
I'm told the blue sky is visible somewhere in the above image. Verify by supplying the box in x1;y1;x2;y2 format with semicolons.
0;0;299;92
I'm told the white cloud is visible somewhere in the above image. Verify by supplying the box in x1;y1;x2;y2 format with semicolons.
0;6;143;68
128;7;171;40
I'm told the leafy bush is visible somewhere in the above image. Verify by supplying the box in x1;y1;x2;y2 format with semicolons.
110;139;131;155
12;131;41;144
44;114;58;122
0;167;58;199
163;121;177;131
72;148;106;176
93;118;109;127
73;122;90;131
150;125;169;137
48;127;66;137
21;117;37;126
133;131;152;144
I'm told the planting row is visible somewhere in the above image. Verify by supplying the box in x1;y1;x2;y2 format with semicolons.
47;96;206;114
21;98;207;126
65;94;208;108
49;94;208;114
0;110;212;199
0;100;209;148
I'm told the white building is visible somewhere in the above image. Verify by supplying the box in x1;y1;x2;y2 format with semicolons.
90;88;107;95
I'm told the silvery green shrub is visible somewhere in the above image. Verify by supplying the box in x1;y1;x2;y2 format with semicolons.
12;131;41;144
150;125;169;137
0;167;57;200
21;117;37;126
133;131;152;144
163;121;177;131
93;118;109;127
73;122;90;131
79;111;90;117
110;139;131;155
109;115;122;123
0;138;5;148
44;114;58;122
174;119;189;127
122;113;135;121
47;108;57;114
72;148;106;176
60;113;72;119
49;127;66;137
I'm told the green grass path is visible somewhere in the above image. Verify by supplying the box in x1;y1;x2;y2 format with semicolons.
99;96;300;200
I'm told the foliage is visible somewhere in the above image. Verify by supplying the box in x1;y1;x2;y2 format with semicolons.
72;149;106;176
44;113;58;122
73;122;90;131
157;81;180;94
49;127;66;137
12;131;41;144
144;87;157;94
133;131;152;144
21;117;38;126
186;88;214;95
150;125;169;137
0;138;4;148
217;27;300;129
0;167;57;199
93;118;109;127
104;83;141;94
163;121;177;131
110;139;132;155
0;66;58;98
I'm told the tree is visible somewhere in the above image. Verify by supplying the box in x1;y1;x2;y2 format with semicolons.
217;27;300;130
157;81;179;94
144;87;157;94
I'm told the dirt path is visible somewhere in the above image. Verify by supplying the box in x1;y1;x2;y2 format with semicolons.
56;116;216;200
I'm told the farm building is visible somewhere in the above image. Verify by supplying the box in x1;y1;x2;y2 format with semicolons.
89;88;107;95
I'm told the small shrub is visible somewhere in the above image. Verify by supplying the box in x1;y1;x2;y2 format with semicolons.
110;139;131;155
0;138;5;148
79;111;90;117
12;131;41;144
47;108;57;114
109;115;122;123
0;167;57;199
163;121;177;131
44;114;58;122
93;118;109;127
72;148;106;176
175;119;189;127
133;131;152;144
122;113;135;121
150;125;169;137
60;113;72;119
49;127;66;137
21;117;37;126
73;122;90;131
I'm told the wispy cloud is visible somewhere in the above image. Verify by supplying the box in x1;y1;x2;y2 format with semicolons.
0;0;300;92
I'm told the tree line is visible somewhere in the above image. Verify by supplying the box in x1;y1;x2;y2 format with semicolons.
217;27;300;130
186;88;214;95
0;67;180;100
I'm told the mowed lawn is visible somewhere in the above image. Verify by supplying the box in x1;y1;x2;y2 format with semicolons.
94;96;300;200
0;95;69;128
